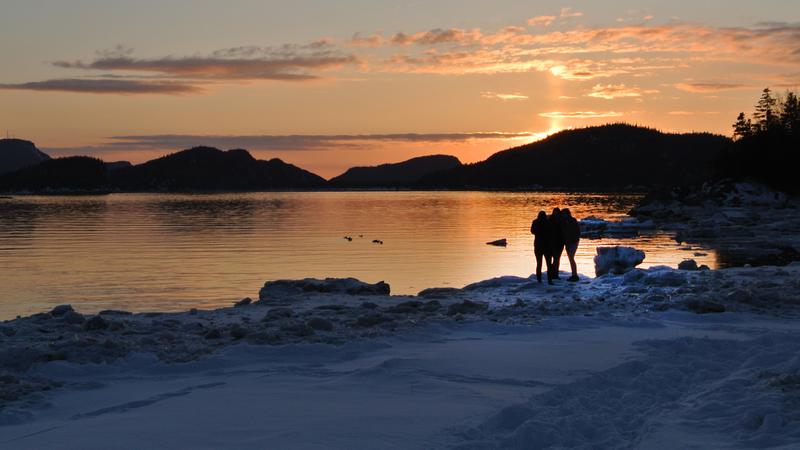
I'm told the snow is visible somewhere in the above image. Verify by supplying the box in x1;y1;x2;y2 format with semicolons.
2;264;800;449
2;313;800;449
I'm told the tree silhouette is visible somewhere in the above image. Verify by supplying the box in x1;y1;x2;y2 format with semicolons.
781;91;800;136
722;87;800;194
753;88;779;132
732;112;752;140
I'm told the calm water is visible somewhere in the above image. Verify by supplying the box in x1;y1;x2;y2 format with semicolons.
0;192;717;319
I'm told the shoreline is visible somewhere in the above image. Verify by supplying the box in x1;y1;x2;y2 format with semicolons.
2;263;800;447
0;187;649;196
3;263;799;387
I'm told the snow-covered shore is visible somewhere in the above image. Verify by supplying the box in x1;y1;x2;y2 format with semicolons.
2;262;800;449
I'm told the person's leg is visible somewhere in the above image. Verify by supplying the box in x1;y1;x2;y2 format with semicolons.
535;249;543;283
552;246;563;279
567;241;579;281
544;253;554;284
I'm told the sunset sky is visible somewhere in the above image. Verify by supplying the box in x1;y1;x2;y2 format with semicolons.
1;0;799;177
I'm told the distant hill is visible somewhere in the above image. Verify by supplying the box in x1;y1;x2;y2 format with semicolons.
105;161;132;171
0;139;50;175
418;124;732;190
329;155;461;187
0;156;109;192
112;147;326;191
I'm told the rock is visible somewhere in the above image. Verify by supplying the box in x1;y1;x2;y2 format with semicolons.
645;293;669;303
263;307;294;321
83;315;109;331
464;276;529;290
418;287;461;299
685;298;726;314
260;278;390;300
49;304;74;317
385;301;423;314
699;265;711;271
98;310;132;316
487;239;508;247
234;297;252;307
422;300;442;312
594;246;645;276
644;270;688;287
204;329;222;339
447;300;488;316
230;324;248;340
725;288;755;304
62;311;85;325
315;304;347;312
108;321;125;332
355;314;392;327
622;269;647;285
0;326;16;337
307;318;334;332
678;259;699;271
29;313;51;323
280;321;315;337
360;302;379;310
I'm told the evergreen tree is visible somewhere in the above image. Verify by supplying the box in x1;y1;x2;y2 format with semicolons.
732;112;752;140
753;88;778;132
781;91;800;135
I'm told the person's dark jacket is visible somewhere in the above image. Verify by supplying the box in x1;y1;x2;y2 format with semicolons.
530;216;551;252
549;214;565;252
562;216;581;245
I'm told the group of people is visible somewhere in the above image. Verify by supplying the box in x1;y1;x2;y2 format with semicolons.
530;207;581;284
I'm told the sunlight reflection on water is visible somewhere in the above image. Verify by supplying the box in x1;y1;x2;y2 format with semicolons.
0;192;716;318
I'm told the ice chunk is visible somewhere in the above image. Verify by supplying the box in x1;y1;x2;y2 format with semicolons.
593;246;645;276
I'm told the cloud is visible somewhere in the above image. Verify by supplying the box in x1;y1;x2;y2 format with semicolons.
559;8;583;18
0;78;200;94
78;132;540;152
674;82;748;93
390;28;481;46
370;22;800;81
539;111;623;119
350;33;384;47
14;20;800;98
528;16;556;27
587;83;659;99
481;91;528;100
53;51;358;81
667;110;720;116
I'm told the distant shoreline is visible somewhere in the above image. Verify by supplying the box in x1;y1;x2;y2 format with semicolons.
0;187;649;196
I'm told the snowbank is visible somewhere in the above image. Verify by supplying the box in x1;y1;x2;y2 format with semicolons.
2;264;800;448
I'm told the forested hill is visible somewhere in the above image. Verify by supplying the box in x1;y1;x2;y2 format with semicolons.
418;124;731;190
329;155;461;187
0;139;51;175
111;147;327;191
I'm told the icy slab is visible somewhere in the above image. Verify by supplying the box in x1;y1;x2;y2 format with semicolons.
579;216;655;239
593;246;646;276
259;277;390;300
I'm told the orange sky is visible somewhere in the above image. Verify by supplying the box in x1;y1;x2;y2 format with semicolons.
1;1;798;177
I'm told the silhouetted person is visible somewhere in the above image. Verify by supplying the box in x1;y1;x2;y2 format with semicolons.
561;208;581;282
549;208;565;280
530;211;554;284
